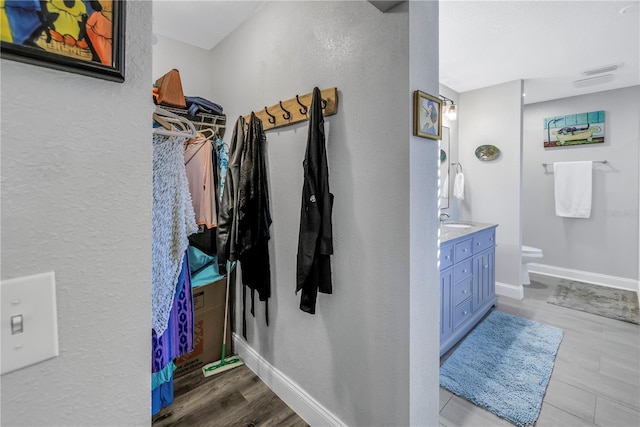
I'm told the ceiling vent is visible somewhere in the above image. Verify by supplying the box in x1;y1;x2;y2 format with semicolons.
573;74;614;88
619;3;637;14
582;63;620;76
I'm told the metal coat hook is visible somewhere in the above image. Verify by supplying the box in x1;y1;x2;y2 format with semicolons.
279;100;291;120
264;106;276;124
296;95;308;115
243;87;337;131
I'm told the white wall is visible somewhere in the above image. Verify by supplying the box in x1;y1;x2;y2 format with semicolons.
439;83;460;219
152;34;214;98
1;1;152;426
458;80;523;290
523;86;640;280
409;1;441;423
212;2;409;424
148;1;440;425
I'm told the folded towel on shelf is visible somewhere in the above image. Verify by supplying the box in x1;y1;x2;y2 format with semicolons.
453;171;465;200
554;161;593;218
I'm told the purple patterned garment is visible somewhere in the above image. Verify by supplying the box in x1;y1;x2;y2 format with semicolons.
152;252;194;373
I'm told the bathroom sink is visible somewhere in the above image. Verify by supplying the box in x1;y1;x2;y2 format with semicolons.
443;223;472;228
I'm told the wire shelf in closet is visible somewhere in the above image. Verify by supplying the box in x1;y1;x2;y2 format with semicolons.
162;106;227;139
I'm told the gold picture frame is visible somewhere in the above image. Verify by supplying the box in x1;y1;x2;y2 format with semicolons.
413;90;442;140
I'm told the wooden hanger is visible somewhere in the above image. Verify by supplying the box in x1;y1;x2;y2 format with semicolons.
153;112;172;130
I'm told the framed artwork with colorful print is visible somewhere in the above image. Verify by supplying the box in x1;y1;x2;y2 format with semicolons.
1;0;125;83
543;110;605;148
413;90;442;140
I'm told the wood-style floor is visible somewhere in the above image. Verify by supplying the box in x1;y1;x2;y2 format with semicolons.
153;273;639;426
440;273;640;427
152;363;309;427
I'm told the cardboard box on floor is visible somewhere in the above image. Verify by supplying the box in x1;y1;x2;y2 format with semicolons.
174;276;232;377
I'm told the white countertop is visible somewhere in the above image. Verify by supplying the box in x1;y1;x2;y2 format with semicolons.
440;221;498;243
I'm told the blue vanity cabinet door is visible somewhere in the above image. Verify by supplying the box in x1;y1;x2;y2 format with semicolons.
440;267;453;341
472;247;495;311
482;249;495;302
440;225;498;357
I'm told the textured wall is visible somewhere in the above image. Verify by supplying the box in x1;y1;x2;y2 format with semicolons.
1;1;153;426
523;86;640;279
152;34;214;98
200;1;437;425
458;80;524;288
409;0;441;423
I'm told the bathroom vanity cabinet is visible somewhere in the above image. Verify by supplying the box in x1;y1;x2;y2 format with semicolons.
440;223;498;357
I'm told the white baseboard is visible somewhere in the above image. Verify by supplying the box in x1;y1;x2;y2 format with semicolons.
496;281;524;300
233;334;346;427
527;263;640;292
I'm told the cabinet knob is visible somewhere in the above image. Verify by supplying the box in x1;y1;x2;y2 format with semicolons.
462;290;467;294
463;311;468;315
477;242;480;246
463;248;467;252
445;255;450;259
463;269;467;273
484;265;489;269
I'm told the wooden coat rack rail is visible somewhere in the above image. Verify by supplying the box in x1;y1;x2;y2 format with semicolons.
244;87;338;131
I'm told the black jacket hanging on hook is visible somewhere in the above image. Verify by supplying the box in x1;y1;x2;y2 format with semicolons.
296;87;334;314
217;113;272;338
217;117;245;272
237;112;272;337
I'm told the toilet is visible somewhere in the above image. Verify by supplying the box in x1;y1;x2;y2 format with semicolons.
521;245;543;285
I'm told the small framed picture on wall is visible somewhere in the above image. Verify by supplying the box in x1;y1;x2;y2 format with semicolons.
413;90;442;140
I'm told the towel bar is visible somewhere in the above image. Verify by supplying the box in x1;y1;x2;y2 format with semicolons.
542;160;607;167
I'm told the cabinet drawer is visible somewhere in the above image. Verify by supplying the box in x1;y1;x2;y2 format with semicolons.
440;244;454;270
454;259;472;281
455;238;473;262
453;298;473;328
473;229;496;254
453;277;472;306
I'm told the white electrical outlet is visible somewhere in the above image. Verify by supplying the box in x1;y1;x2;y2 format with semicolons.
1;271;59;375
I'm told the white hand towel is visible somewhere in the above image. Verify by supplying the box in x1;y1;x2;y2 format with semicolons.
453;171;465;200
554;161;592;218
441;173;449;199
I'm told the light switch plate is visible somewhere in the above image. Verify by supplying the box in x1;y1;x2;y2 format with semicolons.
1;271;59;375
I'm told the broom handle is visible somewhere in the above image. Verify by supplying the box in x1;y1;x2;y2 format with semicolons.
220;264;231;360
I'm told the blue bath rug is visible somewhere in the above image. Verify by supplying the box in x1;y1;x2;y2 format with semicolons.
440;310;563;427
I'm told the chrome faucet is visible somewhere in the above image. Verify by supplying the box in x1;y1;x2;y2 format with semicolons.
440;212;450;222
